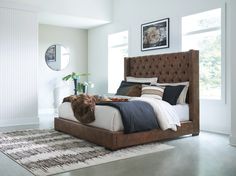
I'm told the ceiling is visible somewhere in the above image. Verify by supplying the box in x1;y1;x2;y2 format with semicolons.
0;0;112;29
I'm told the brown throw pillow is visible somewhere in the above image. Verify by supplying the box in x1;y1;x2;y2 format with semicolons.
126;85;142;97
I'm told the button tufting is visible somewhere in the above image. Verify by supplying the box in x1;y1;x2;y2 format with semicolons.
125;53;192;86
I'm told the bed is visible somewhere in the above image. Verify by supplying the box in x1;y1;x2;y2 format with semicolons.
54;49;199;150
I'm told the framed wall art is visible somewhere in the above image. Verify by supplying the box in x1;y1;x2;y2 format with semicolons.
141;18;169;51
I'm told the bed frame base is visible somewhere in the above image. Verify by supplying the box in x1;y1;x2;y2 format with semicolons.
55;118;198;150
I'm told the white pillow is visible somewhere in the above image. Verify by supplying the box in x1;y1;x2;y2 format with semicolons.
151;82;189;104
141;85;165;100
126;76;158;83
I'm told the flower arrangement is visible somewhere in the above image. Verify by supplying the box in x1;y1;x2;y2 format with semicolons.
62;72;94;95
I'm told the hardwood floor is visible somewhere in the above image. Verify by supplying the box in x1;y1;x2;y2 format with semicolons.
0;115;236;176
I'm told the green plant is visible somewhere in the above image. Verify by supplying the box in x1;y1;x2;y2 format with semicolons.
62;72;89;95
77;81;94;93
62;72;90;95
62;72;89;81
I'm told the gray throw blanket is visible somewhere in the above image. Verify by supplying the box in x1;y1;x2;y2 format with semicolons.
96;101;159;133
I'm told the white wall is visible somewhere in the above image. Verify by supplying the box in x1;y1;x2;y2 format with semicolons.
0;7;38;126
230;0;236;146
38;24;88;114
88;0;231;134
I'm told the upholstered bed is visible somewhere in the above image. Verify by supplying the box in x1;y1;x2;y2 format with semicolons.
54;49;199;150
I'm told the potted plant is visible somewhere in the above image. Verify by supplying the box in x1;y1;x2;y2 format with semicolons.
62;72;90;95
77;81;94;94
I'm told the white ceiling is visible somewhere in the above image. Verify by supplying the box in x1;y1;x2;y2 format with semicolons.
0;0;112;29
39;13;110;29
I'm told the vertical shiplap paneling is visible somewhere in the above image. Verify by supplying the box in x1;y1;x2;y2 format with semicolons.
0;7;38;126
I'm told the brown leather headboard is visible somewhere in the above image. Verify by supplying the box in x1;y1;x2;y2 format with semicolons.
124;50;199;130
124;50;198;83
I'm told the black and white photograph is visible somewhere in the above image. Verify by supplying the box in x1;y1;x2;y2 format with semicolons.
141;18;169;51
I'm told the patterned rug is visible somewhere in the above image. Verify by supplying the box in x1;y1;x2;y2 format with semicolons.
0;129;173;176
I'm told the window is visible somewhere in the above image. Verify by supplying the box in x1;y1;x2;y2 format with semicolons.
182;8;222;100
108;31;128;93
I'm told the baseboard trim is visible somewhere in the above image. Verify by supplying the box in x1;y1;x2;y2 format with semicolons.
0;117;39;127
230;136;236;146
200;128;230;135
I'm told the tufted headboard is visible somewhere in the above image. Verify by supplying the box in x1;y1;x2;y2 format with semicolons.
124;50;199;131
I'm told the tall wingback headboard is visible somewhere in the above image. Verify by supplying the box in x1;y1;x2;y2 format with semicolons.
124;50;199;134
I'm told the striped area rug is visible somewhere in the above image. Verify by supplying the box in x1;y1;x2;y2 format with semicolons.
0;129;173;176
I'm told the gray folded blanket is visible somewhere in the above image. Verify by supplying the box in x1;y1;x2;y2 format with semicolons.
97;101;159;133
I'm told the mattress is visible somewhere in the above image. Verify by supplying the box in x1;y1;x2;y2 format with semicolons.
58;102;189;132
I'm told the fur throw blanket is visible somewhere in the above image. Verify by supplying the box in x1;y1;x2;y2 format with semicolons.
63;95;96;124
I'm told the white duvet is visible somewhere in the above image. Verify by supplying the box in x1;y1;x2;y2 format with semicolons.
130;97;181;131
59;97;183;132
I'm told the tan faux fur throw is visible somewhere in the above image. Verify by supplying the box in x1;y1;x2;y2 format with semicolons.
63;95;96;124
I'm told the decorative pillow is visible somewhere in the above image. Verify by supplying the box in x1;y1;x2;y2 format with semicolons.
151;82;189;104
141;85;165;100
126;85;142;97
116;81;148;97
126;76;158;83
162;85;185;105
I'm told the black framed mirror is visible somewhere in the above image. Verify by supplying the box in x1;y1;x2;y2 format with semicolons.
45;44;70;71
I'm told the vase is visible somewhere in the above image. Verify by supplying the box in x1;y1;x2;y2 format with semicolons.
83;85;88;94
73;78;79;95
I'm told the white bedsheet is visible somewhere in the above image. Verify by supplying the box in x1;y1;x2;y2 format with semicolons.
130;97;180;131
58;101;189;132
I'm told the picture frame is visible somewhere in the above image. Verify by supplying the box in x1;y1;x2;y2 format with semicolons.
45;45;56;62
141;18;169;51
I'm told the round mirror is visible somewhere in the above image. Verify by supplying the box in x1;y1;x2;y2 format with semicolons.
45;44;70;71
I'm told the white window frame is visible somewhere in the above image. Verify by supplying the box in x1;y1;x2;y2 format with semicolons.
181;6;226;103
108;31;128;94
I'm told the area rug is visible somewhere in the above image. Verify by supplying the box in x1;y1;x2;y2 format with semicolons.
0;129;173;176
